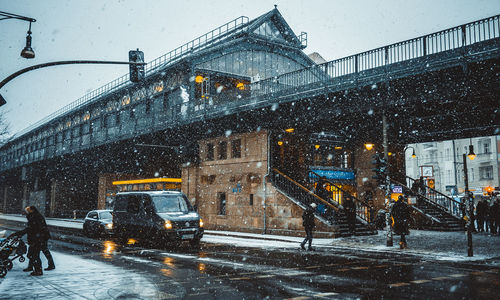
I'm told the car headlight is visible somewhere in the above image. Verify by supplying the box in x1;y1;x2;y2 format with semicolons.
105;223;113;230
199;218;204;228
164;220;173;230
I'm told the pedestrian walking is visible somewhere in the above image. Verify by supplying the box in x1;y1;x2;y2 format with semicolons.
300;203;316;251
343;195;356;235
390;196;410;249
491;198;500;235
10;206;55;276
476;198;487;232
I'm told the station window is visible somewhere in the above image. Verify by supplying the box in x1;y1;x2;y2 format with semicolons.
218;141;227;160
218;192;226;215
206;143;214;161
249;194;254;206
231;139;241;158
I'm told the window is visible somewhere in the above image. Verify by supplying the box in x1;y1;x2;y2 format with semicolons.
483;141;490;154
145;101;151;113
480;166;493;180
218;141;227;160
87;212;98;219
231;139;241;158
218;192;226;215
206;143;214;161
126;196;140;214
116;113;120;126
249;194;254;206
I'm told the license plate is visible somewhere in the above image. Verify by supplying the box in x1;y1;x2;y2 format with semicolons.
182;234;194;240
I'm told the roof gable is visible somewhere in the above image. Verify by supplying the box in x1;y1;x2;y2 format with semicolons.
247;8;304;49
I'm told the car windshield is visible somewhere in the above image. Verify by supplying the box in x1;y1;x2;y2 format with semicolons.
99;211;112;220
152;195;192;213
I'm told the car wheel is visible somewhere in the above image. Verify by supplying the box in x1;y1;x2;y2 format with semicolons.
83;225;91;237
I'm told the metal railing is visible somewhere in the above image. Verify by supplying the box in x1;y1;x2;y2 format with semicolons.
389;174;463;220
308;170;373;224
248;14;499;97
271;168;339;224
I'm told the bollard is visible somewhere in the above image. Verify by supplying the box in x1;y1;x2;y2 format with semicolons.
73;210;77;220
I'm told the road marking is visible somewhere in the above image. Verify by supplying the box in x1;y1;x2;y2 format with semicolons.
449;274;467;278
389;282;410;288
305;265;320;269
336;268;350;272
432;277;449;281
351;266;369;270
284;297;310;300
256;274;275;278
410;279;431;284
315;292;339;297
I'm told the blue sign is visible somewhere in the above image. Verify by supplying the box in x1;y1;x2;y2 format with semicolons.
309;169;355;180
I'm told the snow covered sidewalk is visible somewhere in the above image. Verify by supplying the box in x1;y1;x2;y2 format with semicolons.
0;251;159;300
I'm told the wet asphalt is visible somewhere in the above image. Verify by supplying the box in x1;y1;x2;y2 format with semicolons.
1;221;499;299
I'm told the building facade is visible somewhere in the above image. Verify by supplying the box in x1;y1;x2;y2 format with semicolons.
405;136;500;196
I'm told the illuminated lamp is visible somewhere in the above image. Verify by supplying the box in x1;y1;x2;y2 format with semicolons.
277;141;283;146
285;128;294;133
364;143;374;151
195;75;204;83
314;144;320;150
236;82;245;90
467;145;476;160
335;146;342;150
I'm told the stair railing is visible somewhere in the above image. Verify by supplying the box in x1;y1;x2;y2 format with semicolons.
271;168;339;223
390;174;463;220
308;170;374;224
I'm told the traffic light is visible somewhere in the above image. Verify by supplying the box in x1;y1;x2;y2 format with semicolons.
371;152;387;186
129;49;145;83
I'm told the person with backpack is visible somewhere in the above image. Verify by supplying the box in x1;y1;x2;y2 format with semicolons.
300;203;316;251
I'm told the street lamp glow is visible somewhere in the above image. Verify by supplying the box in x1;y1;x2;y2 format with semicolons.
364;143;374;151
467;145;476;160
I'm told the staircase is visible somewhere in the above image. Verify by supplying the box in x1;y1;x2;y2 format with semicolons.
390;175;465;231
271;168;377;237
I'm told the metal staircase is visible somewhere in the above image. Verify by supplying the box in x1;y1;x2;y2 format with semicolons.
389;175;465;231
271;168;376;237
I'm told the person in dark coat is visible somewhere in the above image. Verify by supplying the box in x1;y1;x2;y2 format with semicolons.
491;198;500;235
300;203;316;251
11;206;55;276
343;195;356;235
390;196;410;249
475;199;487;232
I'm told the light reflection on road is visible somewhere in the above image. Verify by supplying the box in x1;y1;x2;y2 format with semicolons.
102;240;117;258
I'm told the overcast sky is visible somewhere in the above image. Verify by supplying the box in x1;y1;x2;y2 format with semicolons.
1;0;499;135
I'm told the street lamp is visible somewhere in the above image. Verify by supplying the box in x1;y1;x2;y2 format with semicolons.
463;141;475;257
0;11;37;59
20;21;35;59
404;145;417;159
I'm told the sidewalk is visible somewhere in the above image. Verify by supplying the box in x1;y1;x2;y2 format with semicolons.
0;251;159;300
2;214;499;264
